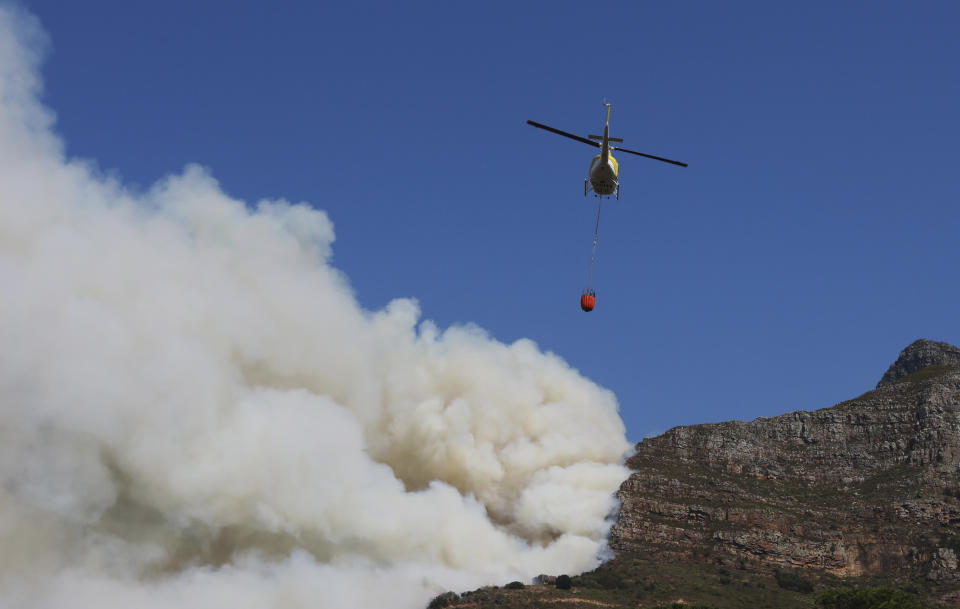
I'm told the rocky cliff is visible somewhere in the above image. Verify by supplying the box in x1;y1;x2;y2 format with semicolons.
878;339;960;388
611;339;960;583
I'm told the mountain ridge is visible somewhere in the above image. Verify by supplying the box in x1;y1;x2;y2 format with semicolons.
438;339;960;607
611;339;960;581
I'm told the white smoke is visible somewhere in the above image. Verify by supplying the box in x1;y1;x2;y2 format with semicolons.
0;7;631;608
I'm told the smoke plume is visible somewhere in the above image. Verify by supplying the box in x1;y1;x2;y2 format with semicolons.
0;7;630;608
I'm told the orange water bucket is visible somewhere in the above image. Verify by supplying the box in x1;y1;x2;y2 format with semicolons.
580;290;596;312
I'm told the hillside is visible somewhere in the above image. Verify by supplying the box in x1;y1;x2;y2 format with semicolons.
439;339;960;608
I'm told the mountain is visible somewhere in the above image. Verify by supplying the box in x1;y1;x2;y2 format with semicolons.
610;339;960;599
439;340;960;608
877;340;960;388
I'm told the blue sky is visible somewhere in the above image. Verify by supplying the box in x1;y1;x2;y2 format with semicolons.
21;0;959;442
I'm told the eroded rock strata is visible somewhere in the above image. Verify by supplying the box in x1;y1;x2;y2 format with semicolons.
611;339;960;582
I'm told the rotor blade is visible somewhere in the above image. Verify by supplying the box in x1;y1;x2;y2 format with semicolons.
612;146;688;167
527;120;598;148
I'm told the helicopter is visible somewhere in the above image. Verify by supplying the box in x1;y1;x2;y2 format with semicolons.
527;103;687;199
528;104;687;312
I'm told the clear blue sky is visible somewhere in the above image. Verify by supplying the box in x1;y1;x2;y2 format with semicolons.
21;0;959;442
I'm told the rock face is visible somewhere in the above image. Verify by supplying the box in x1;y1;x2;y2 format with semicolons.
877;339;960;387
610;339;960;582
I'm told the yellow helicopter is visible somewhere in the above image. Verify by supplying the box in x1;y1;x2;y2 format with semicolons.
527;103;687;199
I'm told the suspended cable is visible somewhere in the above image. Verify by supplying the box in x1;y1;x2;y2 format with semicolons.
587;198;603;289
581;198;603;312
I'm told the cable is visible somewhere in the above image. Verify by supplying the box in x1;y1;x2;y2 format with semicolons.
586;198;603;292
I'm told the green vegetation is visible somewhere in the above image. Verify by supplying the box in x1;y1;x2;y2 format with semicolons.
830;389;881;409
504;580;525;589
427;591;458;608
816;586;926;609
444;557;846;608
831;365;955;410
775;568;814;593
892;365;953;385
442;554;945;608
571;568;629;589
